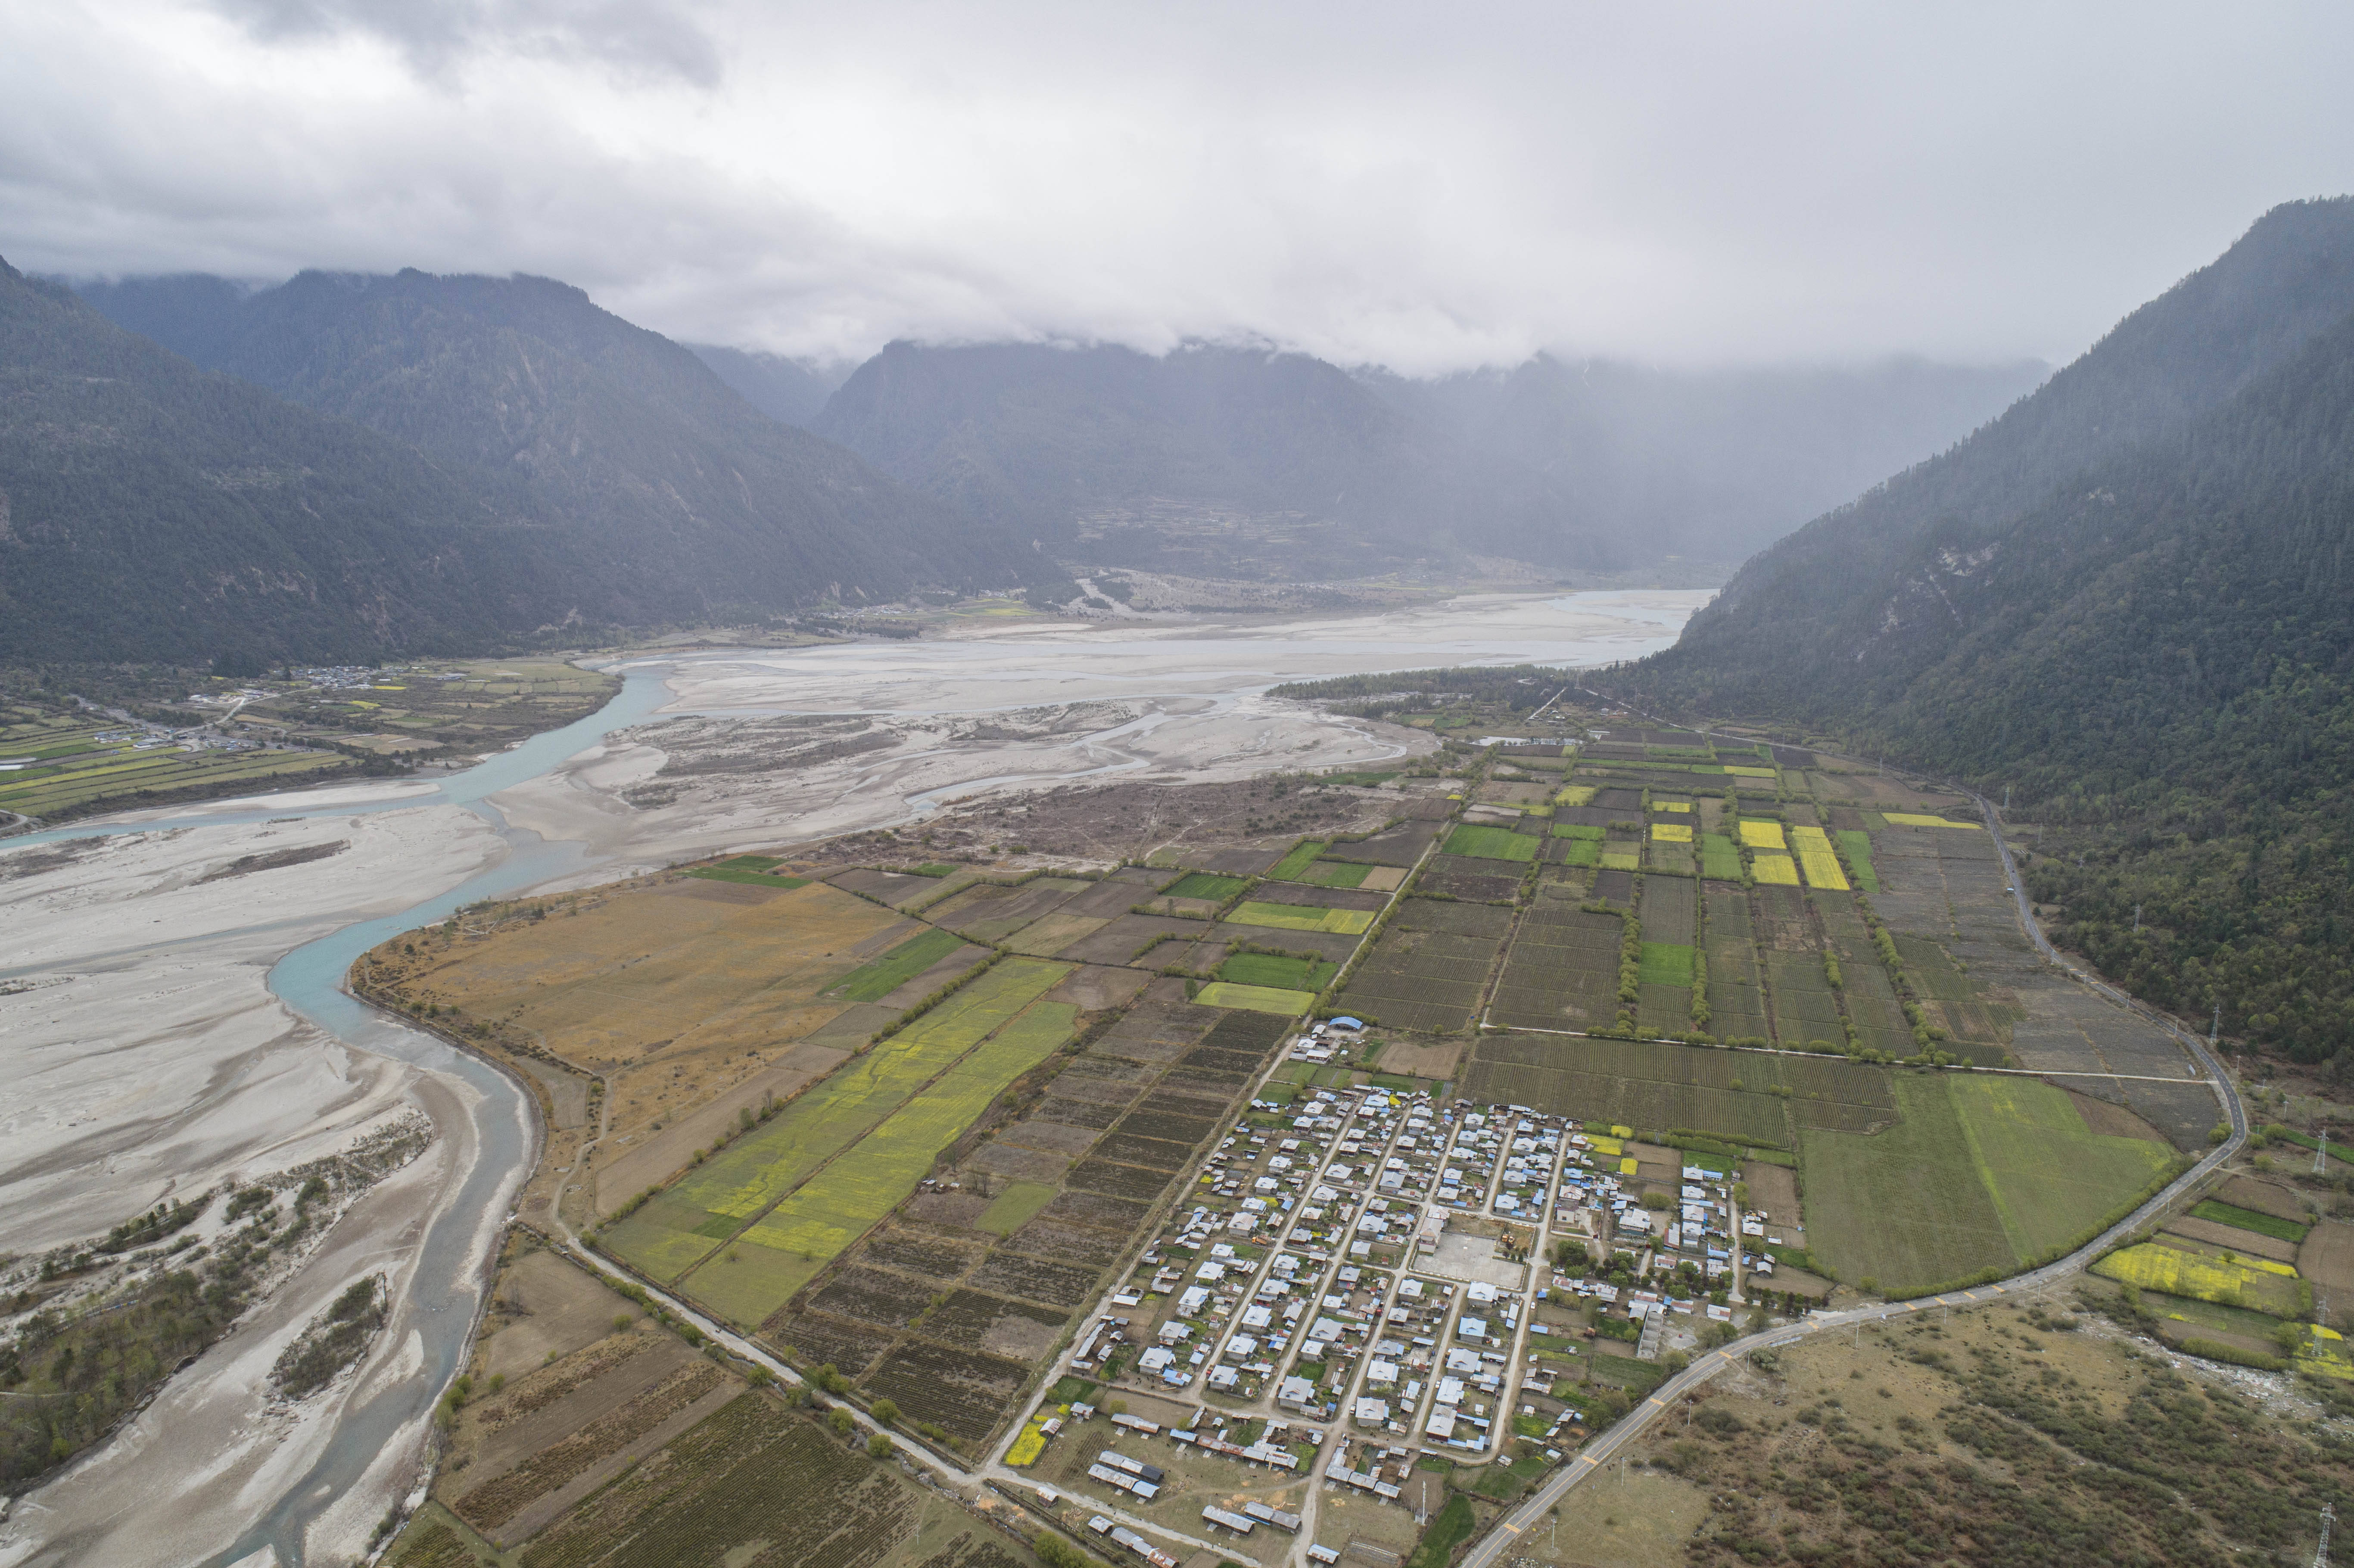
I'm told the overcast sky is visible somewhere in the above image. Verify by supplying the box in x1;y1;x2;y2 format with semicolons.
4;0;2350;373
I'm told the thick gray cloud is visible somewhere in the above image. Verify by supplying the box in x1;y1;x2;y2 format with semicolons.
3;0;2349;372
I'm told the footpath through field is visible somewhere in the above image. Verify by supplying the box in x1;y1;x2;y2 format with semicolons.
1457;728;2252;1568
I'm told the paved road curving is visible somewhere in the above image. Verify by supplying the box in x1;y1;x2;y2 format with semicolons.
1458;784;2249;1568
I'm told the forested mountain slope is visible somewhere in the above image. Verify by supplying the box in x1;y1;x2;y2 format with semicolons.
810;339;2036;579
0;259;539;664
80;271;1026;621
1605;199;2354;1067
1626;198;2354;715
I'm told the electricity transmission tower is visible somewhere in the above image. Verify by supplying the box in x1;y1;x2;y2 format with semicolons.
2315;1501;2333;1568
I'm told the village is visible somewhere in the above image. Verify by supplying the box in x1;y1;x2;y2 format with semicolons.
1004;1017;1829;1564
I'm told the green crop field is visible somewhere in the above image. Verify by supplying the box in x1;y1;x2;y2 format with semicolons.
1637;942;1694;986
2192;1199;2311;1244
1558;837;1600;866
1270;840;1326;880
1193;981;1315;1015
691;994;1080;1326
1801;1074;2015;1295
1948;1076;2174;1262
830;927;965;1001
1443;824;1539;862
1834;830;1879;892
1551;822;1604;840
1698;832;1743;880
1802;1073;2177;1296
1219;953;1339;990
602;959;1067;1286
1163;871;1248;900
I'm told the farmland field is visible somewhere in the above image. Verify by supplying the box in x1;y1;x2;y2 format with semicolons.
1217;953;1338;990
1834;829;1879;892
1487;899;1620;1031
1698;833;1743;880
2193;1199;2310;1244
1637;943;1694;986
1800;1074;2015;1294
1750;852;1799;885
2095;1241;2307;1316
1229;900;1374;935
1790;825;1849;890
603;959;1067;1290
1444;824;1540;862
1161;871;1247;900
831;927;967;1001
1269;840;1325;880
684;989;1078;1327
1460;1036;1887;1147
1192;981;1314;1014
1290;859;1374;887
1946;1075;2175;1261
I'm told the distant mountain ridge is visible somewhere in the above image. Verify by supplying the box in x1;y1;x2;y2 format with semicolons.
77;269;1030;631
806;339;2043;579
1603;196;2354;1065
686;344;851;427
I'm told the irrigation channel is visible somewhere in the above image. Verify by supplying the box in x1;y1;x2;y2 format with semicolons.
1456;734;2254;1568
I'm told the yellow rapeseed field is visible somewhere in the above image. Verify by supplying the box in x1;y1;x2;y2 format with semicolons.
1791;825;1850;890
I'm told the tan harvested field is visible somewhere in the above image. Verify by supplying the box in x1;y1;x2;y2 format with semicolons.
594;1041;851;1214
1047;963;1153;1011
478;1249;641;1381
1372;1036;1467;1079
2218;1173;2310;1219
1741;1160;1802;1229
379;875;909;1148
2161;1215;2301;1262
2300;1219;2354;1312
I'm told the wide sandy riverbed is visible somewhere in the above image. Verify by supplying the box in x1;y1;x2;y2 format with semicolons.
0;588;1703;1566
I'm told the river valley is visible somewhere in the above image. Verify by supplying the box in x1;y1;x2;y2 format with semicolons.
0;590;1704;1566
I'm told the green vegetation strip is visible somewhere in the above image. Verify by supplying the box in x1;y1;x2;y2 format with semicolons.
687;867;812;888
831;927;965;1002
2192;1199;2311;1244
1270;840;1326;880
1834;829;1880;893
1163;871;1249;900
